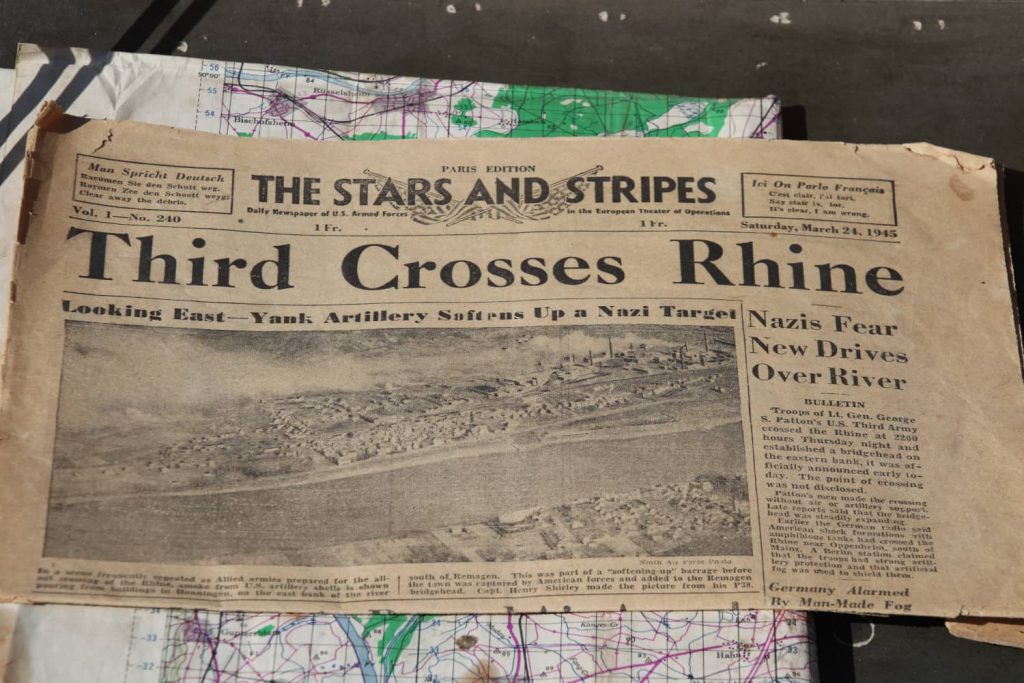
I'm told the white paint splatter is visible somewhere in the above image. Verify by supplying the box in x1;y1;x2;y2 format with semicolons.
175;40;188;53
474;2;481;10
769;12;791;25
831;621;877;649
852;623;876;648
321;0;330;6
598;10;609;22
755;61;768;70
912;20;922;31
619;13;626;21
937;19;946;30
296;0;303;7
446;4;457;14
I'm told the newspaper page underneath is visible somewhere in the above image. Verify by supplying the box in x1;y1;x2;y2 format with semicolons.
2;112;1022;617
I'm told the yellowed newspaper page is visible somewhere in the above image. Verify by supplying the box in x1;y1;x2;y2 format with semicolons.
1;111;1022;617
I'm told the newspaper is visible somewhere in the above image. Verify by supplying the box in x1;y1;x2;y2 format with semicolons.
2;107;1022;618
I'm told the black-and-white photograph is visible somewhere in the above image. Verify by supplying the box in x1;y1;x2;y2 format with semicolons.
45;320;752;566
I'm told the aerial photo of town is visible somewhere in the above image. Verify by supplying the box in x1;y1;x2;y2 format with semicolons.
46;321;753;565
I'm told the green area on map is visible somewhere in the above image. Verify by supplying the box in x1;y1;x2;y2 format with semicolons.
478;85;734;138
362;614;432;679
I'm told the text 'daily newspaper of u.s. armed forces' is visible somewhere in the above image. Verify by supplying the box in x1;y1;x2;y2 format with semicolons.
1;108;1022;618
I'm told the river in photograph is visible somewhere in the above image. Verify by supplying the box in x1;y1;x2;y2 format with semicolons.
44;422;746;564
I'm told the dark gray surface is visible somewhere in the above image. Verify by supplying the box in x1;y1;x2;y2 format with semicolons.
1;1;1023;680
818;615;1024;681
3;0;1024;166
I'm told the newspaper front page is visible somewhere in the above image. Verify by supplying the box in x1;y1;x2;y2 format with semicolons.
2;109;1022;617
